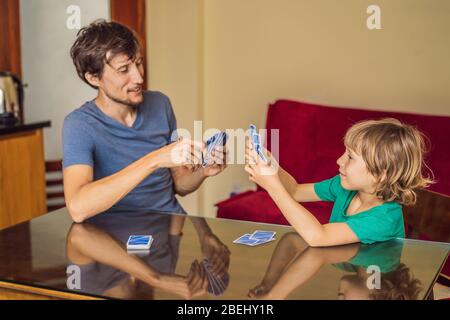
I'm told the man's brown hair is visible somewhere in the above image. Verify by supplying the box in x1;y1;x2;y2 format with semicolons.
70;20;141;89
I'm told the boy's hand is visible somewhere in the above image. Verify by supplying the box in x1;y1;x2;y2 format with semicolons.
244;139;282;192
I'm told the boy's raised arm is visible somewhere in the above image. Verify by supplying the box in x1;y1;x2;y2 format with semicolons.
278;167;321;202
292;183;321;202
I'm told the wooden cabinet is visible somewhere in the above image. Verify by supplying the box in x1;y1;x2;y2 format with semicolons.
0;127;48;229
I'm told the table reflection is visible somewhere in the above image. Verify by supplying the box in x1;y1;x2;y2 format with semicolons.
2;207;446;300
248;233;422;300
65;211;230;299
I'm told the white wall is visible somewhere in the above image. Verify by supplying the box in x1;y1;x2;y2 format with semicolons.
147;0;203;214
20;0;110;161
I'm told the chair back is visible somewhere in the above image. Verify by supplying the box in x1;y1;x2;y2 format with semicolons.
45;160;65;212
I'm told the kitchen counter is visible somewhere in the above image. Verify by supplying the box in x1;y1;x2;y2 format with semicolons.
0;120;51;229
0;121;51;136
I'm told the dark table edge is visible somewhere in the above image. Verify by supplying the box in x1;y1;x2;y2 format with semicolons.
0;121;51;136
0;279;106;300
424;249;450;300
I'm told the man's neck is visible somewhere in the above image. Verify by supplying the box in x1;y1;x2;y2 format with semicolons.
95;92;137;127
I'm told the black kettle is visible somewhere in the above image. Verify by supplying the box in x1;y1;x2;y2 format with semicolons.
0;71;24;125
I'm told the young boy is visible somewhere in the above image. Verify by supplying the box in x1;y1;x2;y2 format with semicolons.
245;118;433;247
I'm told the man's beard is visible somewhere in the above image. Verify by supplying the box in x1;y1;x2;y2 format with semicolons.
104;89;143;108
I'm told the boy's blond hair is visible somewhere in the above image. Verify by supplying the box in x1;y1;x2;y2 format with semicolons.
344;118;433;206
369;264;422;300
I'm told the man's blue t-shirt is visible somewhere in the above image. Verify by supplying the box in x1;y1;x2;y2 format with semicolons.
62;91;185;214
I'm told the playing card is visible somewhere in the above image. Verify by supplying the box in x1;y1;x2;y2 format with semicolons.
234;231;277;247
233;234;260;246
249;124;268;163
249;124;257;137
250;230;276;241
202;258;229;296
126;235;153;251
205;270;221;296
253;238;276;245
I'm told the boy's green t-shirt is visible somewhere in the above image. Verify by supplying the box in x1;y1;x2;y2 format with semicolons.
314;175;405;244
334;240;404;273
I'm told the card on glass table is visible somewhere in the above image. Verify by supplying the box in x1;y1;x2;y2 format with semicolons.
233;234;260;246
127;235;153;251
253;238;276;245
250;230;277;241
233;233;275;246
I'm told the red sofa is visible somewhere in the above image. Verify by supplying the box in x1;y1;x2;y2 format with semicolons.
216;99;450;224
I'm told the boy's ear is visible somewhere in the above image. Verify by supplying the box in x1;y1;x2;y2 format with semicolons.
371;170;387;193
377;170;388;185
85;72;100;88
381;170;388;181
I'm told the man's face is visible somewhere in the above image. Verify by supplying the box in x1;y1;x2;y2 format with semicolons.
97;52;145;107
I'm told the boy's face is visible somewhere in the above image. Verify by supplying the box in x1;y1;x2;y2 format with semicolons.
88;51;145;107
336;146;376;193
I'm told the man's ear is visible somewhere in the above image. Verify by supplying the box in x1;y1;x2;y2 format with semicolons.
85;73;100;88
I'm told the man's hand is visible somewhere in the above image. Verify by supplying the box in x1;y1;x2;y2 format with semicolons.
201;145;228;177
156;260;208;299
200;232;231;277
153;138;205;169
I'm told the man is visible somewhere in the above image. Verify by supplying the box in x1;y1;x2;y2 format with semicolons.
63;21;226;223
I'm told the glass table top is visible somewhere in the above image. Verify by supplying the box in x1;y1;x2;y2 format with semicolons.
0;208;448;300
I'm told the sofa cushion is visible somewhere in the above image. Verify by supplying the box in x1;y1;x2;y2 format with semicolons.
216;190;333;225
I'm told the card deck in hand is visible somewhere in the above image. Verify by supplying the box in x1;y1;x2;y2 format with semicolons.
202;131;228;167
202;258;229;296
249;124;268;163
